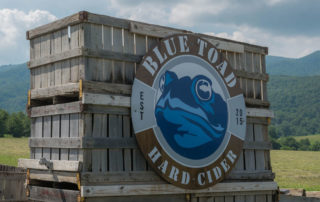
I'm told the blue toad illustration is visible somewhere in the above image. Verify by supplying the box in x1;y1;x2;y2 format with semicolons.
155;71;228;160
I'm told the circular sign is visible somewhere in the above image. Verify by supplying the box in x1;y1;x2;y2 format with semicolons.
131;34;246;189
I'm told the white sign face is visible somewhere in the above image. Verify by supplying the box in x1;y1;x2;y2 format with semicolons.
131;34;246;189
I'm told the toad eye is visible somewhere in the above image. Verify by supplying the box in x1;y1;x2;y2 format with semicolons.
195;79;212;101
159;74;166;92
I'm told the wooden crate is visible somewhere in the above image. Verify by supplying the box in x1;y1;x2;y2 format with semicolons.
19;11;278;202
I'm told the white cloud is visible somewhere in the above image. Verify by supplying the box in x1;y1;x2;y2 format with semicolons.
168;0;229;26
0;9;56;65
207;25;320;58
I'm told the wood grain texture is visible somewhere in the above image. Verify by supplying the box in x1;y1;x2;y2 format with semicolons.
108;115;124;172
28;185;80;202
18;159;81;171
81;181;278;197
29;170;78;184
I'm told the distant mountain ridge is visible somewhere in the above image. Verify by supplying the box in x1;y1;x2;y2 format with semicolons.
266;51;320;76
0;50;319;113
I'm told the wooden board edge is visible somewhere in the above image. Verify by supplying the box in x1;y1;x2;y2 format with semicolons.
246;108;274;118
18;158;81;172
27;12;83;40
81;181;278;197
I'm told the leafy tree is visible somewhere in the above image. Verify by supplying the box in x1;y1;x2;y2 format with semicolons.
6;112;24;137
280;137;299;150
271;139;281;150
298;138;311;151
268;126;280;139
311;141;320;151
0;109;9;136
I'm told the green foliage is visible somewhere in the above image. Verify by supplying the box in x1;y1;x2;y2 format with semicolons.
0;63;29;113
271;136;320;151
0;109;30;138
268;75;320;137
0;109;9;136
311;141;320;151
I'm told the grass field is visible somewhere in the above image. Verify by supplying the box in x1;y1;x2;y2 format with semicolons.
293;134;320;144
0;137;320;190
0;136;29;166
271;150;320;191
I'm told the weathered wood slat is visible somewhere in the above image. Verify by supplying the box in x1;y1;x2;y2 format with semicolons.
29;137;270;150
29;170;78;184
28;47;82;68
245;98;270;107
18;159;81;172
83;104;130;115
28;47;143;69
234;69;268;82
129;21;190;39
29;101;82;117
27;12;82;40
30;82;79;99
28;185;80;202
243;141;272;150
204;37;244;53
82;80;131;95
81;181;278;197
29;137;81;148
82;93;130;107
81;171;164;185
244;124;255;171
246;108;274;118
80;170;274;186
83;137;137;149
227;170;275;180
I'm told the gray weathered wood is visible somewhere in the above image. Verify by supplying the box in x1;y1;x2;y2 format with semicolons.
30;101;82;118
18;159;81;171
108;115;123;172
83;104;130;115
83;113;93;172
42;116;51;159
51;115;60;160
244;124;255;171
29;137;81;148
82;137;136;149
29;169;78;184
30;82;79;99
82;80;131;95
92;114;103;172
254;124;266;170
81;181;278;197
69;113;79;160
28;185;80;202
130;21;189;39
82;93;130;107
34;117;43;159
81;171;164;185
60;114;70;160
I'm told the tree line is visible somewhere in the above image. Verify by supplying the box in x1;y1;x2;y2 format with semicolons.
270;127;320;151
0;109;30;137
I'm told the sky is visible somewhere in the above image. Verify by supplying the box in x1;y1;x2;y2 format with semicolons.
0;0;319;65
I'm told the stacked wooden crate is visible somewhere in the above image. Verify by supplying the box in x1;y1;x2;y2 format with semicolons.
18;11;278;202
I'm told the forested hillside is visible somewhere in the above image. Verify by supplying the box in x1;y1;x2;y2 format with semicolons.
268;75;320;137
0;63;29;113
267;51;320;76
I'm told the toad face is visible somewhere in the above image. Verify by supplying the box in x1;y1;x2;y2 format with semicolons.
155;71;228;159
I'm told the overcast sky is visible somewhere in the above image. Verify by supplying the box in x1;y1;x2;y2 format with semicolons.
0;0;319;65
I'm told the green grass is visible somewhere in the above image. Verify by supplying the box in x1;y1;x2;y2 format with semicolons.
0;136;29;166
271;150;320;191
1;137;320;191
293;134;320;144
